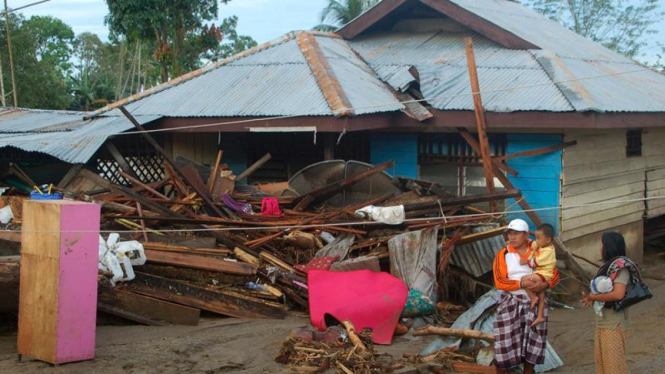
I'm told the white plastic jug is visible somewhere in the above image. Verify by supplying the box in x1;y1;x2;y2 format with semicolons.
115;241;146;266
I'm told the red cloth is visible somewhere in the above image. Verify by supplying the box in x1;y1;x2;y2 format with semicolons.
261;197;282;216
294;256;339;273
308;269;408;345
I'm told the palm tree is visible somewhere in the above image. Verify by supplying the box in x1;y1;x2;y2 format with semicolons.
313;0;380;32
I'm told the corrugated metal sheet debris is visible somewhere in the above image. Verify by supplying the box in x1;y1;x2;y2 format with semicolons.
0;108;160;164
450;225;505;278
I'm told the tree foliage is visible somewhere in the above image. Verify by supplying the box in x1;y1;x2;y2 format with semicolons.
104;0;253;81
523;0;662;58
314;0;379;32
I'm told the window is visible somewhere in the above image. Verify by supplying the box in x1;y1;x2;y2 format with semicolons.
626;130;642;158
418;134;507;210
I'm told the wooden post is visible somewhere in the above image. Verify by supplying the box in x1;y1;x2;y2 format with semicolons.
106;141;140;181
208;150;223;193
464;36;496;212
237;153;271;182
4;0;17;107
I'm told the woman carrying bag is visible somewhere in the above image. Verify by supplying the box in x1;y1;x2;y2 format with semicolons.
581;231;652;374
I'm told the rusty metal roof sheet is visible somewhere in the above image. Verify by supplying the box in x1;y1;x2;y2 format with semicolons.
0;108;159;164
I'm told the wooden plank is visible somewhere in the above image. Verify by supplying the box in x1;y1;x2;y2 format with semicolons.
106;141;140;181
498;141;576;161
562;202;644;228
208;150;223;192
560;211;644;241
97;303;166;326
403;189;521;212
562;171;644;196
119;171;170;200
144;249;256;275
456;226;507;245
56;164;84;189
563;147;625;168
98;288;200;325
562;193;643;221
142;242;231;256
237;153;271;181
126;272;287;319
646;178;665;191
0;230;21;242
179;162;226;217
18;202;61;363
464;36;496;212
561;181;644;207
147;234;217;248
646;167;665;181
451;362;496;374
564;157;646;184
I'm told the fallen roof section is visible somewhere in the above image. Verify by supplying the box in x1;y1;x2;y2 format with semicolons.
0;108;160;164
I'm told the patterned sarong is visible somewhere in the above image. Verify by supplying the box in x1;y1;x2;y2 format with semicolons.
493;292;548;369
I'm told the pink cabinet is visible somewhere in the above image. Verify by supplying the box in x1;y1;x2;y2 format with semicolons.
18;200;101;364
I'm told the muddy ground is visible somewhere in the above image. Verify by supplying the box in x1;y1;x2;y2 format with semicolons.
2;251;664;374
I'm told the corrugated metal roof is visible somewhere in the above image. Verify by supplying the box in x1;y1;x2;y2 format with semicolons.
121;32;403;117
421;290;564;372
0;108;159;164
447;0;665;112
373;65;417;92
350;32;574;112
317;37;404;115
450;226;506;278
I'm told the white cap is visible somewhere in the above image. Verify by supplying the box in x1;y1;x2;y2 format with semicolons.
506;219;529;233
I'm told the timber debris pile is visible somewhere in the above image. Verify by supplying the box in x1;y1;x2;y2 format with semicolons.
0;126;583;372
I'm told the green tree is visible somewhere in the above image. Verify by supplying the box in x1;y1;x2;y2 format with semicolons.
104;0;254;82
314;0;379;32
523;0;662;58
205;16;258;61
0;14;72;109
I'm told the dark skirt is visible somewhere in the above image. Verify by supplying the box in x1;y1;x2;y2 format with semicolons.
493;292;548;370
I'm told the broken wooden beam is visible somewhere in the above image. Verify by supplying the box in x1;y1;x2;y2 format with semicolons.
142;242;231;256
127;272;288;319
208;150;224;192
403;189;521;212
464;37;496;212
106;141;140;181
457;128;518;177
237;153;271;182
144;249;256;276
413;326;495;342
456;226;507;245
497;141;577;161
98;288;200;326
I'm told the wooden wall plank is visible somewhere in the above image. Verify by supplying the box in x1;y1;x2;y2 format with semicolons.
560;211;643;242
562;201;644;229
564;157;645;184
562;171;644;197
18;202;61;363
562;182;644;207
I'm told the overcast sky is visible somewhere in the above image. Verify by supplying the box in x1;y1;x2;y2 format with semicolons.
10;0;665;64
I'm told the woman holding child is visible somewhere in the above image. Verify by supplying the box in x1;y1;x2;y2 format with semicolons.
581;231;647;374
492;219;559;374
